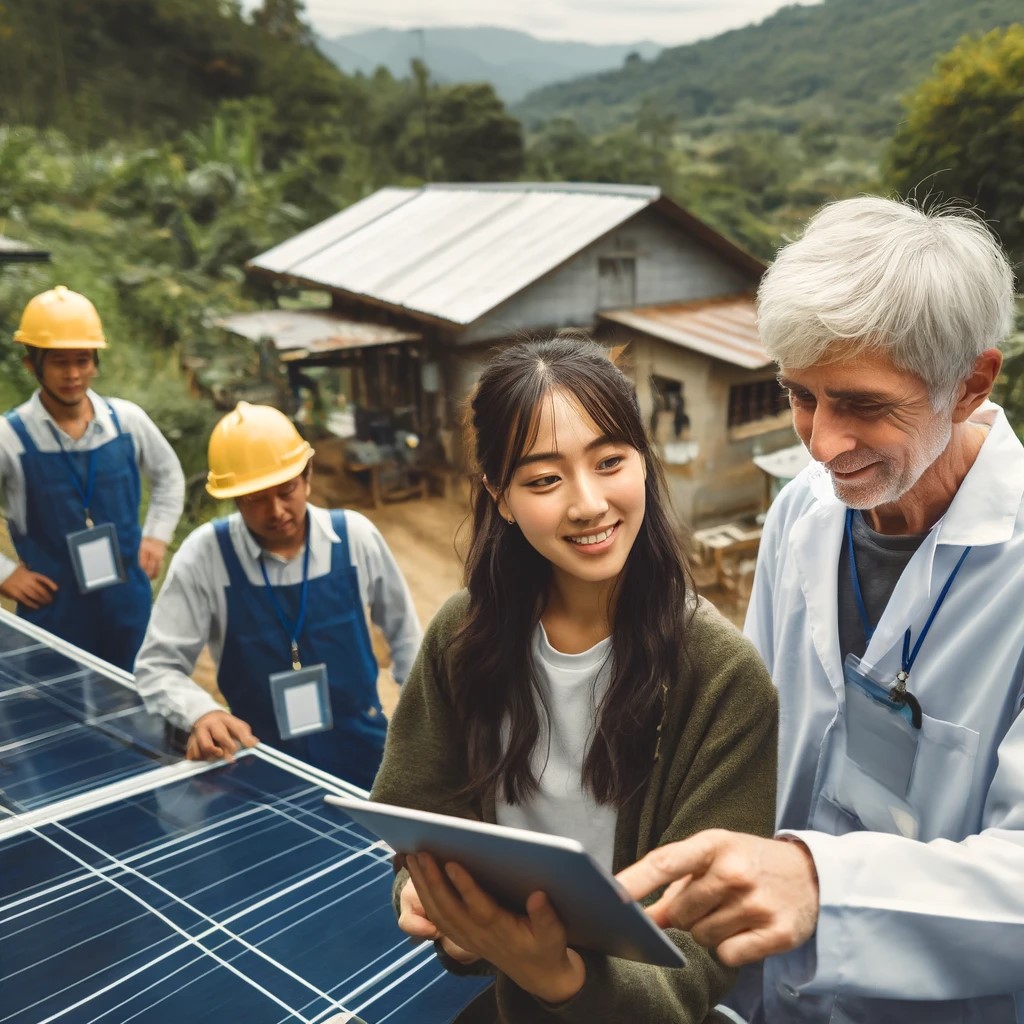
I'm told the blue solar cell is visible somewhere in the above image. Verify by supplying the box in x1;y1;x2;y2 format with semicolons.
0;827;83;898
0;726;161;811
350;953;489;1024
0;687;73;740
0;625;41;653
48;671;147;718
0;644;87;688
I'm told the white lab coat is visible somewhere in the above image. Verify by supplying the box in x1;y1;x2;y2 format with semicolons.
739;403;1024;1024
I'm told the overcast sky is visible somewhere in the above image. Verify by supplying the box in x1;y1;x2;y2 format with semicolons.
289;0;821;46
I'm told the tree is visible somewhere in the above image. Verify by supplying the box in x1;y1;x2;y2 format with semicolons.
431;83;525;181
387;78;525;183
887;25;1024;262
251;0;313;46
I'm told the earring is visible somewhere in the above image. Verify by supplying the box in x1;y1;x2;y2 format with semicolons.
507;516;515;525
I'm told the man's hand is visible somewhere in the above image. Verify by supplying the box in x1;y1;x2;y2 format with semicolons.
137;537;168;580
0;565;58;609
186;710;258;763
616;830;820;967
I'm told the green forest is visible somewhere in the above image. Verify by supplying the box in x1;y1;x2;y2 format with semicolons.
1;0;1022;526
515;0;1022;135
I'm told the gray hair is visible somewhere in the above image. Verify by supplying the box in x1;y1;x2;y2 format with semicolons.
757;196;1016;406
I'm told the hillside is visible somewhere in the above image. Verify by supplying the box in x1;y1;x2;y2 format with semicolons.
514;0;1023;135
318;26;660;103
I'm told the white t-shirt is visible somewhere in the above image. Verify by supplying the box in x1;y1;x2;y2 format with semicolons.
495;624;618;871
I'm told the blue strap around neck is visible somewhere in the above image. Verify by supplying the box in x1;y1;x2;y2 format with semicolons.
900;545;971;675
257;511;312;668
845;507;971;673
46;422;96;523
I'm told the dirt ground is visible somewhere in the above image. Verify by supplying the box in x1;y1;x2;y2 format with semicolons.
306;439;471;716
0;434;747;719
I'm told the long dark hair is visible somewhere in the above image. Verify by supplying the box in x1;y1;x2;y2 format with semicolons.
451;334;693;809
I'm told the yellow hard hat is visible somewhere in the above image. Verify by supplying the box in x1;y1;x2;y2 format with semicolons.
14;285;106;350
206;402;314;499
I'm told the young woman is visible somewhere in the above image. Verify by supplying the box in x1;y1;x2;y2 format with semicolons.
371;335;778;1022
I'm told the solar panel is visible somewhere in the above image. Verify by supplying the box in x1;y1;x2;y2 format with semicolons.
0;616;177;815
0;611;490;1022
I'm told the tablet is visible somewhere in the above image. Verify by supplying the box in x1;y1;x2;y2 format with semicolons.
324;795;686;968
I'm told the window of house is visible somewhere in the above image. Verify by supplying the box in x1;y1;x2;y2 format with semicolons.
650;375;690;440
727;378;789;428
598;256;636;308
650;374;698;465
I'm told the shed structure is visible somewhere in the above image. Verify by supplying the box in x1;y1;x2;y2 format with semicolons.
239;182;797;526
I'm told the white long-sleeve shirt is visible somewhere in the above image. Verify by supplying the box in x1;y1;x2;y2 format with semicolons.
0;389;185;584
134;505;423;731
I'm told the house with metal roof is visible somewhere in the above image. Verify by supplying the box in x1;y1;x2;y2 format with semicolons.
236;181;796;526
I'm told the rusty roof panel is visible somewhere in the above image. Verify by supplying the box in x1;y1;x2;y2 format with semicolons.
216;309;420;361
600;296;772;370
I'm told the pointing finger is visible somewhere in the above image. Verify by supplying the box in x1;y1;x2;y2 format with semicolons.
616;832;721;901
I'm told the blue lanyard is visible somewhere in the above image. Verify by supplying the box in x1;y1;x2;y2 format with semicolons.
257;514;311;670
46;422;97;527
846;507;971;676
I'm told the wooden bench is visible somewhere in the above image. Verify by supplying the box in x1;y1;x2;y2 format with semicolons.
346;460;428;509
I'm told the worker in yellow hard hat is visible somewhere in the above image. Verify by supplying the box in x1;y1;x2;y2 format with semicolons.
0;286;184;670
134;402;422;788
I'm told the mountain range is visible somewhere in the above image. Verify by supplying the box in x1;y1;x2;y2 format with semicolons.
511;0;1023;135
317;26;660;104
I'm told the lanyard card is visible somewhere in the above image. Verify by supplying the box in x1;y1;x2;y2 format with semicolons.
66;522;126;594
843;654;920;797
269;663;333;740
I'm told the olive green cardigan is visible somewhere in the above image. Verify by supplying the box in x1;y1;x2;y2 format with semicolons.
371;591;778;1024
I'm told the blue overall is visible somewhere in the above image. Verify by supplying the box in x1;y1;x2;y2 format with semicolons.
6;404;151;671
213;510;386;790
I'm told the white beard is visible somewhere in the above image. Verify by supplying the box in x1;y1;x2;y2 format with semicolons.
828;415;953;510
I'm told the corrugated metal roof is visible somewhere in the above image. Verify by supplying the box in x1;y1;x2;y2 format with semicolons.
0;235;49;263
216;309;420;362
251;188;416;275
246;183;659;326
600;295;772;370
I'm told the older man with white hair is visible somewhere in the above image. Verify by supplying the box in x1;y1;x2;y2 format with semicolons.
619;196;1024;1023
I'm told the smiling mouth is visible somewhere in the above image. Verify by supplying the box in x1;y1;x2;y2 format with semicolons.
567;524;617;546
830;463;877;479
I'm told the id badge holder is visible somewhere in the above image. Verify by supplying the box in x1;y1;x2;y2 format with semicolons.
836;654;922;838
66;522;127;594
269;663;333;740
843;654;920;796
